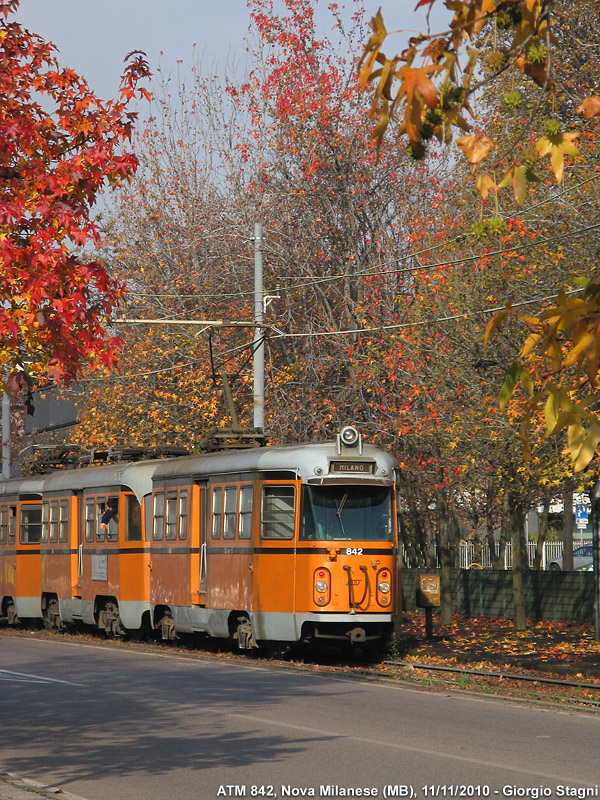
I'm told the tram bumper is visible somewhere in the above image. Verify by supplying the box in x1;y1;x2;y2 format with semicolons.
250;611;393;644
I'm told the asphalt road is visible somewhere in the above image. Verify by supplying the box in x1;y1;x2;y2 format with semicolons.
0;634;598;800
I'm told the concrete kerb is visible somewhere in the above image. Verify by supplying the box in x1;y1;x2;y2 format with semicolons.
0;773;89;800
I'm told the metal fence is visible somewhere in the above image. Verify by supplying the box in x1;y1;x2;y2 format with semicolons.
458;541;564;570
403;541;565;570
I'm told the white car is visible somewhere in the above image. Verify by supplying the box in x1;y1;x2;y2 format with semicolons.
546;544;593;571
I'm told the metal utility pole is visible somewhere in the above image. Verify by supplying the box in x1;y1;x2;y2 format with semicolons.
2;392;10;479
592;482;600;641
253;222;264;431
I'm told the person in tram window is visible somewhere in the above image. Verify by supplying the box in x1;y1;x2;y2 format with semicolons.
100;497;118;540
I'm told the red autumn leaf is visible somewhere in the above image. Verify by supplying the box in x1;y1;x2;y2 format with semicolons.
0;1;150;393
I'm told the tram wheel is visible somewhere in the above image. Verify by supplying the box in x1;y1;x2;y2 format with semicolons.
236;615;258;650
156;609;178;641
45;598;64;631
6;601;19;626
99;601;125;637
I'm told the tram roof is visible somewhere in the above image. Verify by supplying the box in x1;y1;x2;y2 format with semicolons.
40;460;160;503
0;440;398;501
0;475;45;499
152;440;398;482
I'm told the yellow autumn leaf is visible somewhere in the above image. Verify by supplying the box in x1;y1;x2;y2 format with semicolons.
520;330;542;358
358;10;387;90
563;331;596;368
543;387;574;436
498;165;528;205
572;424;600;473
577;96;600;120
373;102;390;140
457;133;496;168
476;173;496;200
484;303;512;348
544;390;560;434
535;131;579;184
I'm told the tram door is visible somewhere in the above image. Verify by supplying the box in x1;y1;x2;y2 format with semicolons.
204;479;254;612
196;481;207;598
252;481;298;636
74;491;84;595
1;502;17;604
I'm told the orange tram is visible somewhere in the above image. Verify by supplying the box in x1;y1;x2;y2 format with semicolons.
0;427;400;650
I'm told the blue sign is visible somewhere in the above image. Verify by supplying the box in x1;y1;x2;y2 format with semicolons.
576;504;589;521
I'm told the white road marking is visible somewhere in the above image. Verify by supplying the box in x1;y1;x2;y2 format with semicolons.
0;669;84;686
195;705;598;788
3;637;596;786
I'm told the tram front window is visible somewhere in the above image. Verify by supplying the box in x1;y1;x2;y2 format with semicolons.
300;485;392;541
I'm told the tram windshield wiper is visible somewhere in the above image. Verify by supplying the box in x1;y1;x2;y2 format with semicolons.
335;492;348;538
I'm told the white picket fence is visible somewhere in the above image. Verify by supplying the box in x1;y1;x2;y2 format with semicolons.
403;541;566;569
459;541;563;570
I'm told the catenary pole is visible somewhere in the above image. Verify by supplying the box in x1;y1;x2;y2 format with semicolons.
254;222;264;431
2;392;10;479
592;482;600;641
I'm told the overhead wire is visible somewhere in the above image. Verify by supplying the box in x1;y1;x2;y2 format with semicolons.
124;173;600;302
270;288;584;340
89;175;600;382
87;285;582;383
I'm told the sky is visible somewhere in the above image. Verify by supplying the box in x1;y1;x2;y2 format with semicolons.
15;0;449;104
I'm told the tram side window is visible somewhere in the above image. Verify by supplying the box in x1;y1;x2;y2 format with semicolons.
20;504;42;544
49;500;59;543
40;500;59;543
261;486;295;540
145;496;151;541
8;506;16;545
238;486;253;539
103;496;119;542
95;497;106;542
125;495;142;542
211;487;222;539
85;499;95;542
223;486;237;540
0;504;7;545
178;491;188;541
165;492;178;540
59;500;69;543
153;492;165;540
42;501;49;542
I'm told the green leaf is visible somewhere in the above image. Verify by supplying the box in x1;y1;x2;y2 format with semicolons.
518;366;534;397
499;363;520;412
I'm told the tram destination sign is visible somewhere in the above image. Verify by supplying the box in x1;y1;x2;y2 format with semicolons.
330;461;375;474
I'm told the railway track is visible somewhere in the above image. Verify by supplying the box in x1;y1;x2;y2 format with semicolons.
2;621;600;711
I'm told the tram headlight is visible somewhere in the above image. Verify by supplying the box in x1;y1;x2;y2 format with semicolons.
340;425;360;447
313;568;331;605
376;568;392;607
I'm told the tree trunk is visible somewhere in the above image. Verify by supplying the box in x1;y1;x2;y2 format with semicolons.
533;490;551;571
436;479;453;626
399;514;418;568
449;504;461;567
562;476;575;571
511;499;528;630
487;488;509;569
404;479;432;568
